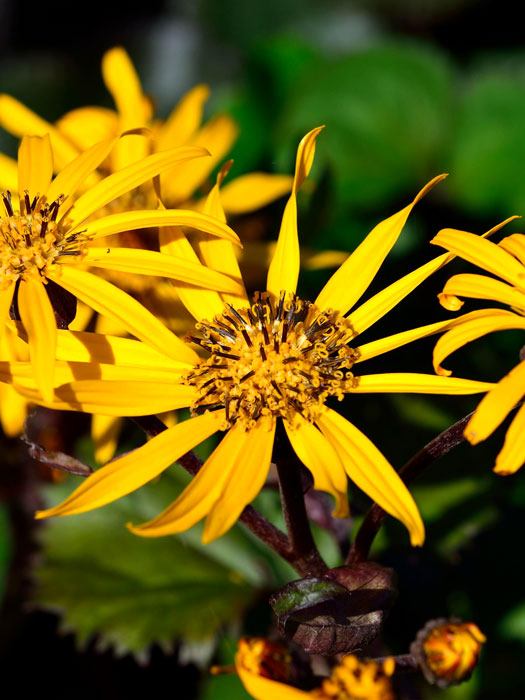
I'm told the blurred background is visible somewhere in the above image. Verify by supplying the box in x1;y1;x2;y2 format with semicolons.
1;1;525;697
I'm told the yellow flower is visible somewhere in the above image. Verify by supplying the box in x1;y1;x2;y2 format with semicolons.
411;619;486;688
0;132;243;401
431;228;525;474
14;128;497;545
0;46;293;215
235;637;396;700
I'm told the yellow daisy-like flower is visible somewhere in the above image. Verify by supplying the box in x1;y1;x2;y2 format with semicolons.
235;637;396;700
0;132;243;401
21;128;494;546
431;228;525;474
0;46;292;214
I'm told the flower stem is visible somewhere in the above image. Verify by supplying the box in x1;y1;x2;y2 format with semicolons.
274;423;328;576
347;411;474;565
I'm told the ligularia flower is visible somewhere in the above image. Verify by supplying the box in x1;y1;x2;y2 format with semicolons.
432;228;525;474
27;128;492;545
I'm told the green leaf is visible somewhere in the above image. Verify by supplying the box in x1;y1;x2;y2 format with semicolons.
450;63;525;216
34;464;269;659
277;42;453;213
500;601;525;642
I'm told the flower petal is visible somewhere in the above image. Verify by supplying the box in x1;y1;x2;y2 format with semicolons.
0;152;18;191
267;127;324;297
18;135;53;200
84;247;245;295
349;253;450;336
56;107;119;151
433;309;525;376
158;226;225;321
465;361;525;445
0;94;79;168
351;373;493;394
236;665;308;700
0;383;28;437
494;402;525;475
47;266;198;364
66;145;209;229
85;208;240;245
17;275;56;402
36;411;223;519
92;413;123;464
220;173;293;215
439;273;525;312
431;228;525;288
317;408;424;546
156;84;210;151
0;279;17;344
356;320;456;363
46;136;117;205
285;415;349;517
130;419;250;538
161;115;238;204
500;234;525;266
203;418;276;543
315;174;447;315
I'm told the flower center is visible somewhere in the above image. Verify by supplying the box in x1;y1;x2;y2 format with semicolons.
0;191;87;285
315;656;395;700
186;292;358;428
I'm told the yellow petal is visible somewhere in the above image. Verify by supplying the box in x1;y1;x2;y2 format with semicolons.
18;135;53;200
56;106;119;151
315;174;447;315
196;170;247;307
433;309;525;376
267;127;324;297
440;273;525;312
68;302;94;332
349;253;450;336
160;115;238;205
66;145;209;230
0;279;17;344
285;415;349;517
431;228;525;288
46;136;117;205
494;402;525;475
84;247;245;295
236;664;309;700
158;226;225;321
203;418;276;543
130;418;250;538
36;411;224;519
351;373;494;394
317;408;424;546
47;266;198;364
302;249;348;270
85;207;240;245
101;46;151;168
156;84;210;151
500;233;525;266
0;152;18;191
0;383;28;437
55;329;188;368
465;361;525;445
17;276;56;402
92;413;123;464
356;319;456;363
0;94;79;169
220;173;293;215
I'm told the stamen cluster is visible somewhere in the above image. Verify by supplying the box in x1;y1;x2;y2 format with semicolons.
186;292;358;428
0;191;85;285
316;656;395;700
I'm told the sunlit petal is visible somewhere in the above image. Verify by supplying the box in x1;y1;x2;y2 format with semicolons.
220;173;293;215
494;403;525;475
156;84;210;151
352;373;493;394
439;273;525;312
92;413;123;464
18;135;53;200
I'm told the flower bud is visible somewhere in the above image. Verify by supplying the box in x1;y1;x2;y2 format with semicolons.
411;618;486;687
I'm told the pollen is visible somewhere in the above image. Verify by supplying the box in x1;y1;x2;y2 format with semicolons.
185;291;359;428
316;655;395;700
0;190;87;286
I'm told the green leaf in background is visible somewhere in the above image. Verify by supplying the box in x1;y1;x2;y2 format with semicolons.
450;64;525;216
0;503;11;603
34;464;275;660
499;602;525;642
277;42;453;213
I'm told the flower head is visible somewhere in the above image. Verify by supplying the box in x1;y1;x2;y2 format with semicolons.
0;132;242;401
235;637;396;700
411;618;486;687
9;128;494;545
432;228;525;474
